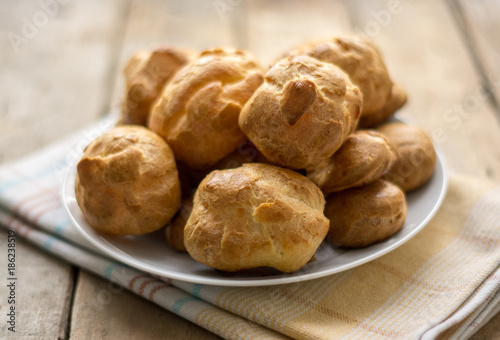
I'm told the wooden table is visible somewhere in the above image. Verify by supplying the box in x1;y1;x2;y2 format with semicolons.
1;0;499;338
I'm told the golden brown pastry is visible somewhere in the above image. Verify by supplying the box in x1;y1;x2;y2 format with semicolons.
284;36;407;128
307;130;397;193
149;48;264;169
239;55;363;169
325;179;407;248
184;163;329;272
75;126;181;235
165;196;193;252
120;47;193;126
377;122;437;192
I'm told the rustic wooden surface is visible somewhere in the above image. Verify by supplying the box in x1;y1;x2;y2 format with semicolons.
70;271;218;339
449;0;500;113
0;0;499;339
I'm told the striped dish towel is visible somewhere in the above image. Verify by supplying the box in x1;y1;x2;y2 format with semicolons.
1;117;500;340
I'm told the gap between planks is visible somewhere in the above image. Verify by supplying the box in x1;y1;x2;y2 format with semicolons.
61;268;80;340
63;1;132;338
444;0;500;122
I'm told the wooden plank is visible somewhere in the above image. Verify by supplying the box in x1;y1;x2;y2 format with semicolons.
0;0;129;163
341;0;500;181
69;271;221;340
447;0;500;117
0;235;75;339
242;0;352;67
0;0;131;338
71;1;235;338
453;2;500;335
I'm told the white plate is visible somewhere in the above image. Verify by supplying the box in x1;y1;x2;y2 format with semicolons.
62;152;447;287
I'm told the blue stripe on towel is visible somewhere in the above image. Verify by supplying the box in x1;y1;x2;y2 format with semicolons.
103;263;125;280
54;219;71;235
172;296;198;314
192;283;203;298
0;166;54;194
43;236;56;250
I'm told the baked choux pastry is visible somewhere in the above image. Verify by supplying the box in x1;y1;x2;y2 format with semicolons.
75;126;181;235
377;122;437;191
284;36;407;128
307;130;397;193
120;47;193;126
184;163;329;272
165;196;193;252
325;179;407;248
149;48;264;169
239;55;363;169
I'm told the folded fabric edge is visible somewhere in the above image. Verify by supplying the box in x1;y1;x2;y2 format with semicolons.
0;204;106;260
417;266;500;339
408;182;500;340
458;290;500;340
0;219;289;340
440;270;500;340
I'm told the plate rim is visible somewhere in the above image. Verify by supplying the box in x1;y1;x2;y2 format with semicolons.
62;148;448;287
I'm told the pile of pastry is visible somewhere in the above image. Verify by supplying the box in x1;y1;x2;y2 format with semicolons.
75;36;436;273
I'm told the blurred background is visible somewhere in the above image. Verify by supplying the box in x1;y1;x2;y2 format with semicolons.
0;0;500;338
1;0;499;174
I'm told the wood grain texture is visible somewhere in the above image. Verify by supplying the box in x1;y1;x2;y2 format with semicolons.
69;271;221;340
0;0;129;164
0;235;75;339
242;0;352;66
451;1;500;338
448;0;500;118
341;0;500;182
0;1;127;338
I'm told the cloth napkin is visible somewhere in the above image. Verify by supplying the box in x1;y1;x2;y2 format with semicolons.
1;117;500;340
